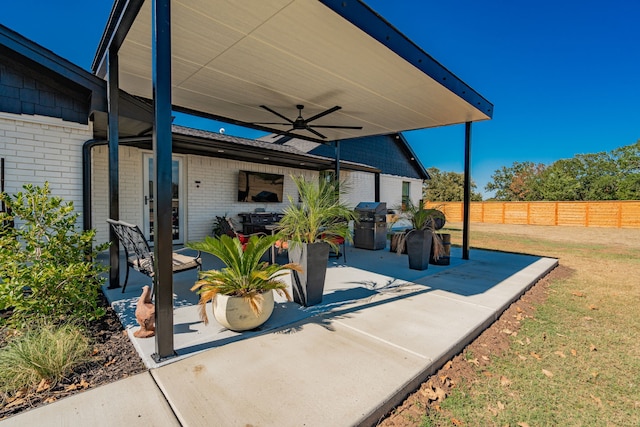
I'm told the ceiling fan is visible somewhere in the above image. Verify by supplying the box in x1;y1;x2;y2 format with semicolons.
255;104;362;139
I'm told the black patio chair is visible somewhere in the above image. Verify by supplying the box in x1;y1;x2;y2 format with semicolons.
107;219;202;293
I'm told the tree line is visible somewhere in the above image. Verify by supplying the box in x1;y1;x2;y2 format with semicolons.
423;140;640;202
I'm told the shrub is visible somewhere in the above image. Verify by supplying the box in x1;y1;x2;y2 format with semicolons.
0;321;90;392
0;183;108;327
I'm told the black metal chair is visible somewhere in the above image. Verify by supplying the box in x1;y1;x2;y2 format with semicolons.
107;219;202;293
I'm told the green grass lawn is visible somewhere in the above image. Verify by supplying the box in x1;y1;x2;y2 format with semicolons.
424;225;640;427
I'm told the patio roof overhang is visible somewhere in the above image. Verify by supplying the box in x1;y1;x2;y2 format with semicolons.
92;0;492;143
92;0;493;361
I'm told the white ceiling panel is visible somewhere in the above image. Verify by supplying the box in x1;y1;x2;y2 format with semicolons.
95;0;492;141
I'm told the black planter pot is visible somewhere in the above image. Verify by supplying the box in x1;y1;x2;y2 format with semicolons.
406;229;433;270
288;241;330;306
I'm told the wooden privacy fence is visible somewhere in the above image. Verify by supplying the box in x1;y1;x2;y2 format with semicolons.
425;201;640;229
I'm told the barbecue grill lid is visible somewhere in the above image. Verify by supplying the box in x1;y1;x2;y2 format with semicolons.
354;202;387;213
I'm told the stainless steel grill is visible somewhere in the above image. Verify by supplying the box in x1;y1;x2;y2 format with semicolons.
354;202;387;250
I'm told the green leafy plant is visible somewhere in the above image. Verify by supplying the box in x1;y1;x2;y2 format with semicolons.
277;175;358;253
187;234;301;324
0;321;90;392
211;215;229;237
0;183;108;327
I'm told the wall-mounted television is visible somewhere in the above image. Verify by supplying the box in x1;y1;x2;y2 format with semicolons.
237;171;284;203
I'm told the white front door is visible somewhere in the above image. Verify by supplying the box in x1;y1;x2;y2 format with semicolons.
142;154;185;244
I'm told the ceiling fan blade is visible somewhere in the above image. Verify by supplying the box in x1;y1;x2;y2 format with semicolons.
309;125;363;130
259;105;294;124
304;105;342;123
253;122;291;125
305;126;327;139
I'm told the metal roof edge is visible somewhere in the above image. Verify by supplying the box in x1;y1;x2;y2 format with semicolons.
171;125;379;173
319;0;493;119
91;0;145;77
396;132;430;180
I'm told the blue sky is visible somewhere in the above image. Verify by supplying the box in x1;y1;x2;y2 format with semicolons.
2;1;638;197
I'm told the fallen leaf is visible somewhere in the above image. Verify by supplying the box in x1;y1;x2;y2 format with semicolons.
497;401;505;410
80;379;90;389
451;418;463;426
571;291;585;297
591;371;599;378
542;369;554;378
443;360;453;370
502;328;513;335
588;304;599;310
571;349;577;356
583;316;593;321
420;385;446;402
517;423;531;427
467;358;479;367
590;344;598;352
65;383;78;392
44;397;57;404
530;352;542;360
4;398;26;409
517;340;525;346
482;355;490;361
36;378;52;393
104;357;117;367
483;371;493;377
500;376;512;387
526;337;531;344
516;306;523;313
554;350;566;358
92;348;100;356
517;354;527;361
434;386;447;401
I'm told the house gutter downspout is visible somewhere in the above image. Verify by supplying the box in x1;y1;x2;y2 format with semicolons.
82;136;153;231
82;139;106;232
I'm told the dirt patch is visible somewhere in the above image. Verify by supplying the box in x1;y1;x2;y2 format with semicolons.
379;265;573;426
0;294;147;420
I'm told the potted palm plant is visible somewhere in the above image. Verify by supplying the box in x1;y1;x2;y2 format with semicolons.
277;175;358;307
394;200;446;270
187;234;301;331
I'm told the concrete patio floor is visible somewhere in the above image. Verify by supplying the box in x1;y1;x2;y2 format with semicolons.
2;243;557;427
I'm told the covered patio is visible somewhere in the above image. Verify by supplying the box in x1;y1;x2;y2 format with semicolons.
92;0;494;360
103;242;556;369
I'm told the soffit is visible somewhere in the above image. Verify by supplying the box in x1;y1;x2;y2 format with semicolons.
96;0;492;142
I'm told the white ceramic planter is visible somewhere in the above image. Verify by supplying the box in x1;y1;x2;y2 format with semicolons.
212;291;274;331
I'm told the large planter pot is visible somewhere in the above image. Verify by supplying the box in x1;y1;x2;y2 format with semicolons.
406;229;433;271
212;291;274;331
288;241;330;307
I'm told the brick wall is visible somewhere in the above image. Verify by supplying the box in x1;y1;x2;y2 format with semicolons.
91;148;319;243
380;174;423;211
0;112;91;225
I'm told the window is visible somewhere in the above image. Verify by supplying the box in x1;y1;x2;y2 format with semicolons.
402;181;410;209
